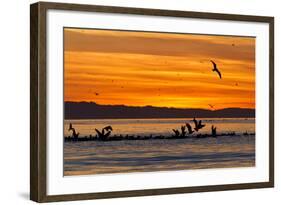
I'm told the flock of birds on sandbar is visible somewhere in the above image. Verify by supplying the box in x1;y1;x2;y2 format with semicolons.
66;117;221;142
172;118;217;138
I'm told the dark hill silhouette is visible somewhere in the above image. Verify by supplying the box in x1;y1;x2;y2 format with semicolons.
64;101;255;119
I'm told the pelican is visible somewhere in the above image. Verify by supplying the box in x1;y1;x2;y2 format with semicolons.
95;126;113;140
211;125;217;137
103;126;113;132
68;123;73;131
181;125;187;137
172;129;180;137
198;120;205;129
193;118;206;132
72;130;79;139
210;60;222;79
186;123;194;134
68;123;79;139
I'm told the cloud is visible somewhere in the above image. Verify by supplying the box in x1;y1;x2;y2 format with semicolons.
64;28;255;62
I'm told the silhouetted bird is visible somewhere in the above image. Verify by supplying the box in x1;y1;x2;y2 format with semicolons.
68;123;73;131
95;129;110;140
198;120;205;129
210;60;222;79
95;92;99;96
68;123;79;139
72;130;79;139
208;104;214;109
172;129;180;137
193;118;206;132
95;126;113;140
186;123;194;134
103;126;113;132
211;125;217;137
181;125;187;137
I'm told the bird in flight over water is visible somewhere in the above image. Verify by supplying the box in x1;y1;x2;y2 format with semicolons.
210;60;222;79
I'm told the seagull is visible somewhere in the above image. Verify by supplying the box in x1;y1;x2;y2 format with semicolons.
210;60;222;79
208;104;214;109
186;123;194;134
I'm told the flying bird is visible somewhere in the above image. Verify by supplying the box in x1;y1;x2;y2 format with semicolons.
95;126;113;140
186;123;194;134
210;60;222;79
208;104;214;109
197;120;206;131
103;126;113;132
95;92;99;96
193;118;206;132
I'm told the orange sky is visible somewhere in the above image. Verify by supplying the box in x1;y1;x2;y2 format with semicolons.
64;28;255;109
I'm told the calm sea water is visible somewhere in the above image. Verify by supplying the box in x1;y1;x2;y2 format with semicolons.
64;118;255;176
64;118;255;137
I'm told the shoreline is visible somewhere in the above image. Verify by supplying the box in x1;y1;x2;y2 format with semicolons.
64;132;255;142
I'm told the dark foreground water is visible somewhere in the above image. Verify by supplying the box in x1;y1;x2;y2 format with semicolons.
64;134;255;176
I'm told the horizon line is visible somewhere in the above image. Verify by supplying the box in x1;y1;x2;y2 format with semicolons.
64;101;255;111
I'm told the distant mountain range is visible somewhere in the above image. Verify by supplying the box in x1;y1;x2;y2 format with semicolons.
64;101;255;119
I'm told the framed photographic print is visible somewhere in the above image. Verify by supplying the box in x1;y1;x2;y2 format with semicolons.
30;1;274;202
